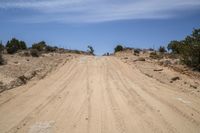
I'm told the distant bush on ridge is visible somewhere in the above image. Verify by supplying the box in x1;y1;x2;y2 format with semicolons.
114;45;124;53
6;38;27;54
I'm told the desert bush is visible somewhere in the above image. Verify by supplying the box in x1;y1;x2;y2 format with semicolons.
19;41;27;50
134;49;140;55
114;45;123;53
87;45;94;55
32;41;46;51
137;57;145;61
73;50;81;54
167;41;181;54
0;54;5;65
6;38;27;54
167;28;200;70
158;46;166;53
30;49;40;57
23;51;31;56
148;48;154;51
149;52;163;59
0;43;4;52
45;45;57;52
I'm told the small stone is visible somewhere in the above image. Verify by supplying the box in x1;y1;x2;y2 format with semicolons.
137;57;145;61
171;76;180;81
190;84;197;89
154;69;163;71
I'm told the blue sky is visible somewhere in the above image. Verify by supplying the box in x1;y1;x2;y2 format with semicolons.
0;0;200;55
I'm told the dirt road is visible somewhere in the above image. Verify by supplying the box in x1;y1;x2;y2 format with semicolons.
0;56;200;133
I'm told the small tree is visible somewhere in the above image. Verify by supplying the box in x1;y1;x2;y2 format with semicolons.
166;28;200;70
0;41;5;65
6;38;19;54
87;45;94;55
0;54;5;65
167;41;181;53
134;49;140;55
0;41;4;52
19;41;27;50
158;46;166;53
6;38;27;54
114;45;123;53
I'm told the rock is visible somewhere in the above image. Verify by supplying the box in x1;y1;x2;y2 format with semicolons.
24;71;37;80
154;68;163;71
145;73;153;78
190;84;197;89
18;75;27;84
137;57;145;61
161;60;172;67
124;57;128;59
171;76;180;81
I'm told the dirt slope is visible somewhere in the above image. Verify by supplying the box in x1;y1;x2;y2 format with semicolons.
0;56;200;133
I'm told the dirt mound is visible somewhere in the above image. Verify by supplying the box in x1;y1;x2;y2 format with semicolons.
0;53;79;93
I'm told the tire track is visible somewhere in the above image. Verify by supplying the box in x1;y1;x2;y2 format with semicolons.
111;57;200;127
4;61;83;133
108;59;177;133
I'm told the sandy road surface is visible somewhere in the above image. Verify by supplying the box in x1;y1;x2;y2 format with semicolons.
0;56;200;133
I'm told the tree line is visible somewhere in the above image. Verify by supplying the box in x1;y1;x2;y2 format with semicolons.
0;38;94;55
0;38;59;54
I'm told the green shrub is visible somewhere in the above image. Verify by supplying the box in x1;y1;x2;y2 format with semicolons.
32;41;46;51
134;49;140;55
22;51;31;57
0;43;4;52
87;45;94;55
167;28;200;70
114;45;123;53
149;52;163;59
167;41;181;54
30;49;40;57
158;46;166;53
19;41;27;50
6;38;27;54
72;50;81;54
0;54;5;65
45;45;57;52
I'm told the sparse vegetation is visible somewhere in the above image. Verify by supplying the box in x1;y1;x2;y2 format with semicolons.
87;45;94;55
137;57;145;61
0;42;5;65
6;38;27;54
30;49;40;57
32;41;47;51
134;49;140;55
114;45;123;53
149;52;162;59
0;54;5;65
158;46;166;53
167;28;200;70
0;42;4;52
45;45;57;52
22;51;31;57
